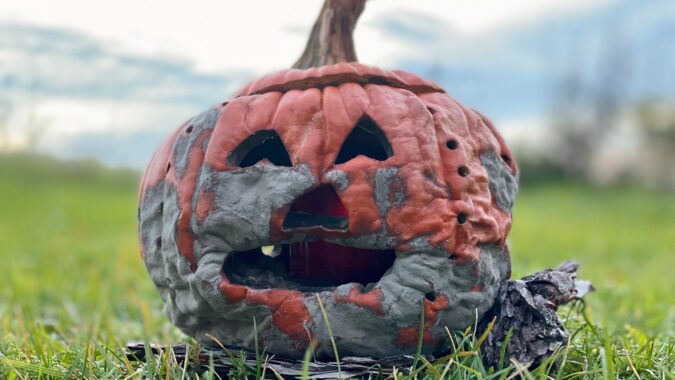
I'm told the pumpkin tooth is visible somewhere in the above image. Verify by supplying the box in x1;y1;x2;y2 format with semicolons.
261;245;280;257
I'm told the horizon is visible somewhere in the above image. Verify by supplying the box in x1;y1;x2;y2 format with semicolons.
1;0;673;169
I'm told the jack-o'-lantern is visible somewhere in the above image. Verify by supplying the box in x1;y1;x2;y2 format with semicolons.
138;0;517;359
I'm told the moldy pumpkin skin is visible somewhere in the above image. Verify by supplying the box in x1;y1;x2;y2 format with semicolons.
138;62;518;359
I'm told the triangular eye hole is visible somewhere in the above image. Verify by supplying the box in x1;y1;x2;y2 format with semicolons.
228;130;292;167
335;115;393;164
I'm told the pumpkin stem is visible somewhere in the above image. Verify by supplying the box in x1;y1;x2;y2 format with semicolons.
292;0;366;69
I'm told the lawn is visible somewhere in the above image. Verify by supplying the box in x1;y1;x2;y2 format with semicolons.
0;153;673;378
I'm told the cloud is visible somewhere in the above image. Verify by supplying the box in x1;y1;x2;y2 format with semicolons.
0;23;253;166
374;0;675;121
367;10;451;44
0;23;250;105
59;129;176;169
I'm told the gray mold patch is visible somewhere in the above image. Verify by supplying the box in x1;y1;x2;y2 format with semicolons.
141;180;219;340
407;237;439;252
330;245;509;357
192;251;282;352
324;169;349;192
480;151;518;213
172;108;220;179
374;167;405;216
141;159;317;355
193;163;315;254
306;291;395;358
430;244;510;338
379;251;475;327
334;232;397;251
308;246;509;358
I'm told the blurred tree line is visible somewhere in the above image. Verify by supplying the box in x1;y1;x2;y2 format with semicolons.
529;32;675;190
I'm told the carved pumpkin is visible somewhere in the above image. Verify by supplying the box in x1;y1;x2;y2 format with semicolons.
138;1;517;359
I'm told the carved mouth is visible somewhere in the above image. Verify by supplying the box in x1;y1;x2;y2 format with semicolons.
223;241;396;291
225;184;395;291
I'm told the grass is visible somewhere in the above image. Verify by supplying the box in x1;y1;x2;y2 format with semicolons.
0;152;673;378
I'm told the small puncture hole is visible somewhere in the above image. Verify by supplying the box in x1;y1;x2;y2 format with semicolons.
446;140;458;150
427;107;436;115
458;166;470;177
155;237;162;249
186;125;193;134
448;253;457;261
158;202;163;215
501;154;511;164
166;162;171;173
457;213;468;224
425;292;437;302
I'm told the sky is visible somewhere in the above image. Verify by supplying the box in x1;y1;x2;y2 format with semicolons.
1;0;673;168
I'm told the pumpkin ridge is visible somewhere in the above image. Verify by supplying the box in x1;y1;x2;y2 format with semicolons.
244;72;443;97
236;63;445;98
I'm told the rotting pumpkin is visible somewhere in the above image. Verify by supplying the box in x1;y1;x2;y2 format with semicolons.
138;0;518;359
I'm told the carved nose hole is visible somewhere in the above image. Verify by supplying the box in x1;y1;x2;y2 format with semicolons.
282;185;348;231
